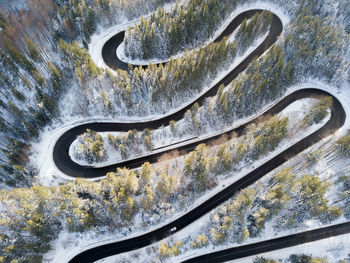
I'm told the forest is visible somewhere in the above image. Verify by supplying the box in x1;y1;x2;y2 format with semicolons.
123;1;272;59
0;0;349;262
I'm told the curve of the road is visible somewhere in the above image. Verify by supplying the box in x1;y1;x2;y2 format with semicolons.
57;9;350;263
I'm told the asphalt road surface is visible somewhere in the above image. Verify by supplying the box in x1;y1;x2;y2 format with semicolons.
181;222;350;262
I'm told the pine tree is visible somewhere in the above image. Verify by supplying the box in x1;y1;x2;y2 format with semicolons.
140;162;154;186
183;144;210;191
140;185;154;211
191;234;208;248
215;144;232;173
336;135;350;156
158;243;172;258
25;38;42;62
156;173;176;199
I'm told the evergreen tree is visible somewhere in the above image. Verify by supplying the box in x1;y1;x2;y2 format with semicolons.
183;144;210;191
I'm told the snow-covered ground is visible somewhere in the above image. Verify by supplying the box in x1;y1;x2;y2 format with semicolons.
41;78;350;263
42;77;350;262
33;76;349;185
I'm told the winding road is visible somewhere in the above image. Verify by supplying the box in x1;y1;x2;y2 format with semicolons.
56;8;350;263
54;10;282;178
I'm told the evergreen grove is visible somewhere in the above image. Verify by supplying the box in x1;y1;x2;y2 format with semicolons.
0;111;342;262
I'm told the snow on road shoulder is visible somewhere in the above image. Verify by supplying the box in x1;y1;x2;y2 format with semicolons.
230;233;350;263
290;79;350;134
30;115;167;185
